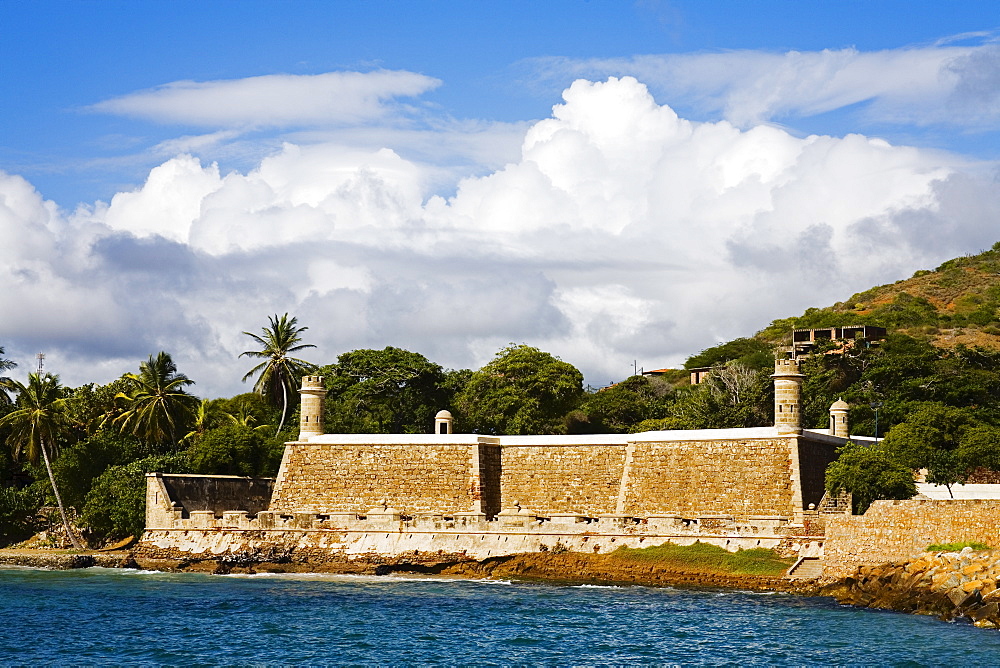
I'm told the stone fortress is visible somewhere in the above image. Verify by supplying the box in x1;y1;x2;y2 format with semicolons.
144;358;849;566
142;355;1000;579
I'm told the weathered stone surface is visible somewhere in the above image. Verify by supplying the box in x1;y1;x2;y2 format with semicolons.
828;550;1000;627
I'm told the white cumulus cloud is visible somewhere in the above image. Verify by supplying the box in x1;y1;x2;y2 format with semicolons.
3;76;998;398
528;41;1000;128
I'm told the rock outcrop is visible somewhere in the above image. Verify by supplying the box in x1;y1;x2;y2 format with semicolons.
827;547;1000;627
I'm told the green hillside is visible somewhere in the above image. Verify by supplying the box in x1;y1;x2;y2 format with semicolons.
757;241;1000;350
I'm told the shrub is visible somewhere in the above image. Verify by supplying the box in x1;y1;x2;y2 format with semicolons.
926;541;990;552
0;486;42;546
613;541;792;575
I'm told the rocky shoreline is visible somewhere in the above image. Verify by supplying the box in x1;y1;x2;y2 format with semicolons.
0;545;822;594
822;547;1000;628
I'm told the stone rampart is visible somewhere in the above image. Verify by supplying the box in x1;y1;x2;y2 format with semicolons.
499;436;629;515
269;435;492;515
208;428;843;522
824;499;1000;577
622;433;795;518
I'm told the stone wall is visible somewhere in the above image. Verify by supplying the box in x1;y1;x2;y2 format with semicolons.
621;434;796;518
146;474;274;529
499;437;628;514
824;499;1000;577
268;435;489;515
265;429;840;521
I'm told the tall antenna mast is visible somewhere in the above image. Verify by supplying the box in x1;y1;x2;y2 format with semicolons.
36;352;45;374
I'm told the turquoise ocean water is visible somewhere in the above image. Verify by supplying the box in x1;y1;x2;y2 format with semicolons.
2;566;1000;665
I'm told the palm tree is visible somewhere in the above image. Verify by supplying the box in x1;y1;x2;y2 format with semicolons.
112;352;200;448
240;314;316;436
0;373;84;549
0;346;16;405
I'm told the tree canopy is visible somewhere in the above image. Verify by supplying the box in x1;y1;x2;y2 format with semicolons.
455;344;584;435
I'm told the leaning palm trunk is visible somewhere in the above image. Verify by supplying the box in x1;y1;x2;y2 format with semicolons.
276;381;288;437
39;437;84;550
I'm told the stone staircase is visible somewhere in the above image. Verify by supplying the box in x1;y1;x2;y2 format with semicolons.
817;489;852;515
786;556;824;579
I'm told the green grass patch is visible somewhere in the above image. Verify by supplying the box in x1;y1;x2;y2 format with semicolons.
926;541;991;552
612;541;793;576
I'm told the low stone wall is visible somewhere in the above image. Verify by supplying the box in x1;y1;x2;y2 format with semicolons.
824;499;1000;577
139;509;824;562
146;474;274;529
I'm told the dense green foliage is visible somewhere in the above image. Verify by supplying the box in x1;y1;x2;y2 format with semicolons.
684;338;774;371
320;347;453;434
825;442;917;514
455;344;584;435
79;454;189;542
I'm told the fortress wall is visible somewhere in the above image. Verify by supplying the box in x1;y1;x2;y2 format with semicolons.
145;473;274;524
499;442;627;515
621;437;796;519
824;499;1000;577
268;438;485;514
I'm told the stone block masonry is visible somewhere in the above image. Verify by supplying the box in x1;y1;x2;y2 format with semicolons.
188;427;844;524
824;499;1000;577
270;435;488;515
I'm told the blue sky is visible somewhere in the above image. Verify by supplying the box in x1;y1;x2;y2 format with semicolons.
2;1;1000;395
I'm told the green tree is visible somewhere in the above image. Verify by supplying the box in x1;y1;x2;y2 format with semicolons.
684;337;774;371
0;345;16;406
51;431;148;511
321;347;451;434
240;313;316;436
455;344;584;435
111;352;200;448
825;442;917;514
78;453;188;542
188;424;280;476
0;485;41;545
0;373;84;548
577;375;673;433
664;363;772;429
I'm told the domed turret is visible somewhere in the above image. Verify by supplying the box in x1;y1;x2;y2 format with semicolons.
435;410;453;435
829;398;849;438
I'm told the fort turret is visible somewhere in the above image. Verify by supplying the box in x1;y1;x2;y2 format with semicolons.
829;398;849;438
435;410;454;435
772;358;804;435
298;375;327;440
